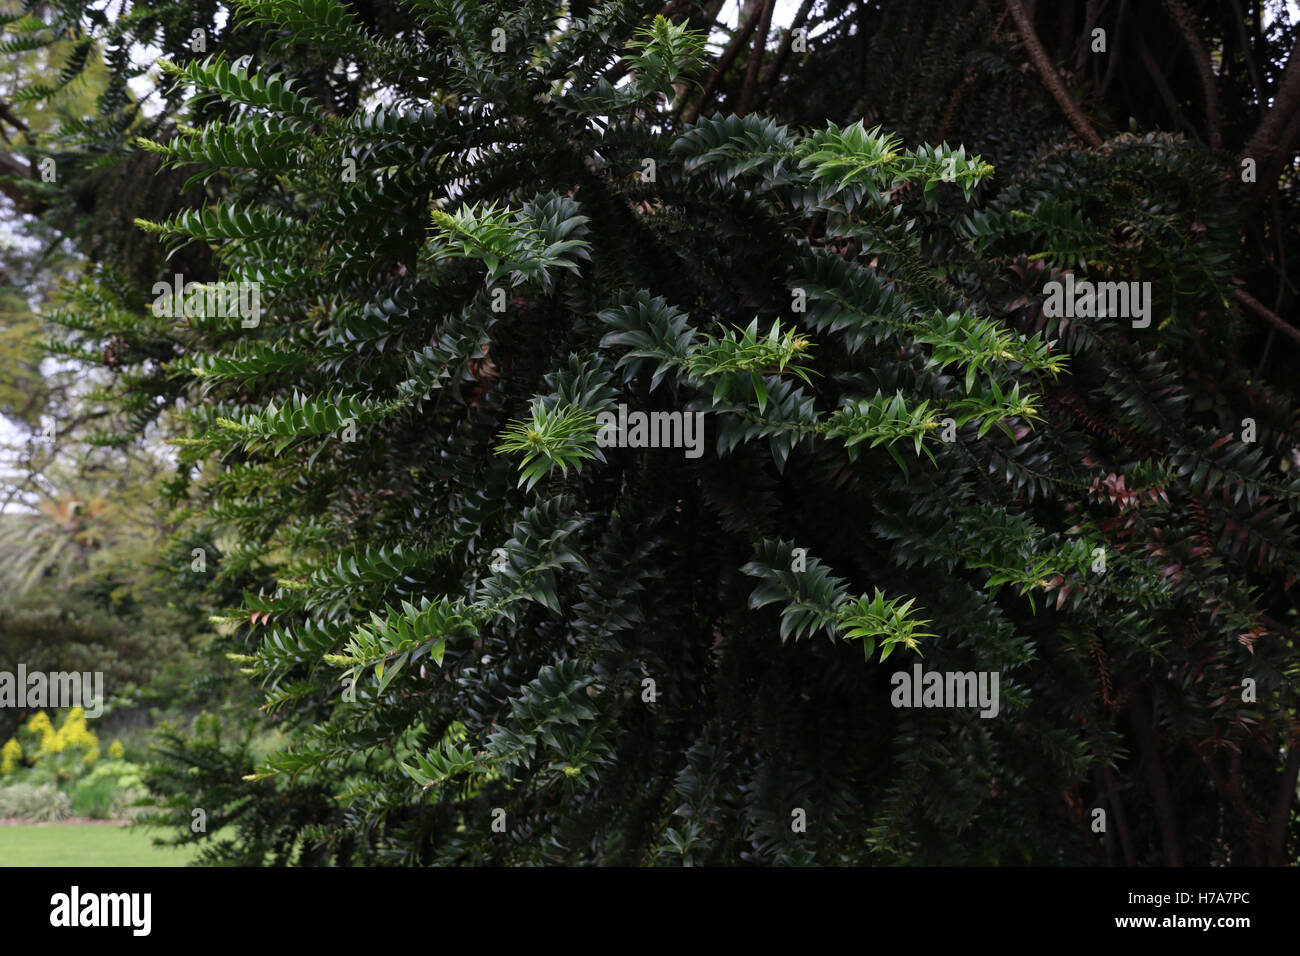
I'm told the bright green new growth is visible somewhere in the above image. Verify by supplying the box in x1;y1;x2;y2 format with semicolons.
624;14;711;94
496;402;601;490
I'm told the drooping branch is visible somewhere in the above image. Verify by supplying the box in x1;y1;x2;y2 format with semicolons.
1005;0;1103;147
1220;750;1271;865
1256;612;1300;653
681;1;765;125
669;0;727;106
0;150;44;215
1098;0;1129;100
736;0;774;116
759;0;814;93
1076;0;1101;72
1241;35;1300;160
1128;692;1183;865
1229;0;1266;122
1135;28;1200;143
1267;735;1300;866
936;68;980;143
1233;288;1300;349
1246;106;1300;219
0;100;29;134
1162;0;1222;151
1240;36;1300;206
0;97;43;214
1099;758;1138;865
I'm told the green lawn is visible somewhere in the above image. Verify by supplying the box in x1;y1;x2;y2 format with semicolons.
0;824;208;866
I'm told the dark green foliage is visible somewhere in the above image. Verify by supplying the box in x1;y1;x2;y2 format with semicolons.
9;0;1300;867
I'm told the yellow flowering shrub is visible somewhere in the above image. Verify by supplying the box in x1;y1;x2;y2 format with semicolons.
15;710;101;779
53;708;98;756
0;738;21;775
107;740;125;759
23;711;56;755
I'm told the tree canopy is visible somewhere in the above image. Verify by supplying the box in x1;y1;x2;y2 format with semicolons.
2;0;1299;866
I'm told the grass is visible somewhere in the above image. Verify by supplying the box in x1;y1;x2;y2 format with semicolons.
0;823;211;866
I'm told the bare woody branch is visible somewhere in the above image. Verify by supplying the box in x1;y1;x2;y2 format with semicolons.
1233;287;1300;349
1240;36;1300;207
736;0;774;116
1005;0;1103;148
0;150;44;215
681;1;765;125
1162;0;1222;150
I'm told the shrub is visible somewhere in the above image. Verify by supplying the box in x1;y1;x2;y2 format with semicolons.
18;712;55;756
53;708;99;756
0;738;20;775
79;759;144;792
14;710;102;784
78;759;148;820
0;782;71;822
69;776;118;819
